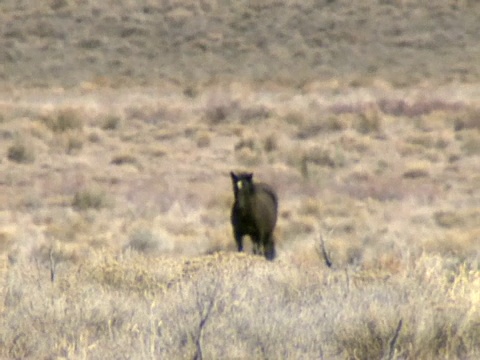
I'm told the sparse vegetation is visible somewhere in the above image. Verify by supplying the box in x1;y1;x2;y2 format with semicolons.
0;1;479;358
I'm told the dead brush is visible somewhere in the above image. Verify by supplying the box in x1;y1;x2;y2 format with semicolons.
315;233;333;268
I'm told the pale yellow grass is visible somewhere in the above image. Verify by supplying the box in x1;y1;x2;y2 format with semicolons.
0;249;478;359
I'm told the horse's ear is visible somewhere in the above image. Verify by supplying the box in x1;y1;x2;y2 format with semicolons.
246;173;253;181
230;171;237;181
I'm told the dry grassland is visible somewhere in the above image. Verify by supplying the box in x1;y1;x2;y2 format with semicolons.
1;1;480;359
1;83;479;359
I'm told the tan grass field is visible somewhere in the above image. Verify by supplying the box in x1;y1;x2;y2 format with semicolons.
1;1;480;359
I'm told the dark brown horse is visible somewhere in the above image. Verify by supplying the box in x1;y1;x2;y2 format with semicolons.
230;172;278;260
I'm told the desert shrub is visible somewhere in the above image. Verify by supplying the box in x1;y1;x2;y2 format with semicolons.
65;133;84;154
303;146;340;168
7;139;35;163
72;188;108;210
78;38;103;49
234;137;262;166
183;86;198;98
101;115;122;130
406;133;436;148
453;107;480;131
297;116;348;139
403;161;430;179
298;197;322;216
434;210;464;228
283;110;305;127
355;109;383;134
127;229;160;254
378;98;463;118
337;134;371;154
88;131;102;143
204;92;240;124
32;243;79;268
325;115;349;131
239;105;270;123
263;134;277;152
460;130;480;155
111;154;139;166
234;137;256;152
42;108;83;133
50;0;69;10
236;147;262;166
196;131;211;148
206;105;229;124
334;316;401;360
434;209;480;230
284;105;346;138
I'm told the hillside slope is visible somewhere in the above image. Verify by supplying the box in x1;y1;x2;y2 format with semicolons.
1;0;480;88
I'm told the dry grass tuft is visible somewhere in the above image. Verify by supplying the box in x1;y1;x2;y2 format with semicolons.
434;209;480;229
459;129;480;155
453;107;480;131
303;146;338;168
424;229;480;260
355;107;383;134
127;229;160;253
7;137;35;163
434;210;465;228
72;188;110;210
111;154;140;166
65;132;84;154
378;98;464;117
196;131;211;148
402;161;431;179
204;91;240;124
101;114;122;130
262;134;277;152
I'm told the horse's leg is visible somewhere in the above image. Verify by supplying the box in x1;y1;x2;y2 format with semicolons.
234;231;244;252
251;233;261;255
263;233;276;261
